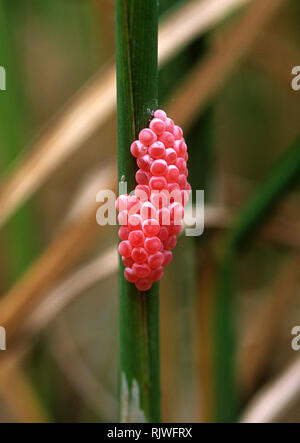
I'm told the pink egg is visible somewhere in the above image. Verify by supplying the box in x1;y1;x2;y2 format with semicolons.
130;140;147;158
126;195;141;211
157;207;170;225
148;141;166;159
128;204;142;220
181;141;187;155
173;125;183;140
137;154;152;172
149;176;168;191
135;169;150;185
135;184;150;201
178;174;187;189
139;128;157;146
132;263;151;278
135;278;152;291
150;266;164;282
165;118;175;133
162;250;173;266
140;202;157;220
154;109;167;120
131;247;148;264
176;157;186;173
164;235;177;250
150;190;169;209
158;226;169;242
128;214;142;230
150;118;166;135
124;267;137;283
167;183;180;194
128;230;145;247
165;148;177;165
148;252;164;269
118;226;130;241
122;256;134;267
142;219;160;237
118;240;132;258
144;236;161;254
175;140;187;157
150;159;168;176
166;165;179;183
169;221;182;236
170;202;184;221
159;131;175;148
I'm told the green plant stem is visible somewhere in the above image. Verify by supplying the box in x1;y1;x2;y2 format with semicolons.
0;1;37;283
214;137;300;422
115;0;160;422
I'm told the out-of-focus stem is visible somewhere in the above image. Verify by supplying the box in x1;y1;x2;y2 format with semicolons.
214;137;300;421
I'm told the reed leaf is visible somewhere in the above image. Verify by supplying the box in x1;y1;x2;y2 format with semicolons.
240;356;300;423
115;0;160;423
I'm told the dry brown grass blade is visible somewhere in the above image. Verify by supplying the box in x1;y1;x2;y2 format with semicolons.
27;246;117;335
167;0;287;129
0;64;116;229
0;207;98;341
0;355;49;423
0;163;116;345
0;247;117;385
0;0;250;230
240;356;300;422
239;255;300;398
158;0;251;64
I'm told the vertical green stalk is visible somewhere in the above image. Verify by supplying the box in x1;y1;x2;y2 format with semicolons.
0;1;37;283
115;0;160;422
214;249;238;422
213;137;300;422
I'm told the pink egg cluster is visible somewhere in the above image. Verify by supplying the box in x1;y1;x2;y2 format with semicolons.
117;109;191;291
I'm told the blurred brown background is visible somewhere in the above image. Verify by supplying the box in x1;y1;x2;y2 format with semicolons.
0;0;300;422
